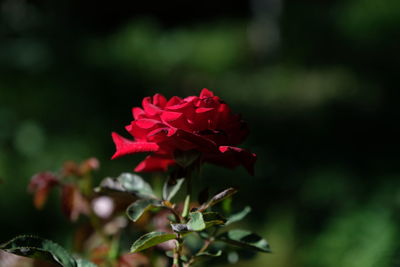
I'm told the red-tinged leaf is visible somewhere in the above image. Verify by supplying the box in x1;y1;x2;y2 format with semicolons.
79;157;100;175
61;185;89;221
33;187;51;210
28;172;59;209
62;160;79;176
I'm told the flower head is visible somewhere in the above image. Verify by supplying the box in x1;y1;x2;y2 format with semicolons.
112;89;256;174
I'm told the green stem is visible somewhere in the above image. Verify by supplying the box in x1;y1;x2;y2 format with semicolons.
172;236;183;267
108;233;120;261
184;238;214;267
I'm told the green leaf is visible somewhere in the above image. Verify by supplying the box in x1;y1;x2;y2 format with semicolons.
162;177;185;201
130;232;176;253
203;212;227;228
118;173;156;199
95;173;156;199
225;206;252;225
199;188;238;211
0;235;77;267
187;212;206;231
76;259;98;267
126;199;162;222
171;212;224;233
94;177;124;193
217;230;271;253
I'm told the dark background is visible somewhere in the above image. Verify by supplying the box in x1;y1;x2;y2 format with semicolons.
1;0;400;266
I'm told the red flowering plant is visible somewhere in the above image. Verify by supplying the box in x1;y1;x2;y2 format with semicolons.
0;89;270;267
106;89;269;266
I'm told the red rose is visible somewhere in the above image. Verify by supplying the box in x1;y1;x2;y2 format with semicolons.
111;88;256;174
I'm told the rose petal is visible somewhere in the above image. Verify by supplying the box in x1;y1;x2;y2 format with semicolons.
211;103;231;128
142;97;162;116
183;96;198;102
132;107;145;120
160;111;192;130
166;101;192;112
199;88;214;98
166;96;182;107
111;132;159;159
134;155;175;172
205;146;256;175
195;107;214;113
161;111;183;122
125;119;162;140
153;93;167;107
175;129;218;152
147;128;170;143
135;119;162;129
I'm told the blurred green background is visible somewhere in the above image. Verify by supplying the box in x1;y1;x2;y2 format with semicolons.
1;0;400;266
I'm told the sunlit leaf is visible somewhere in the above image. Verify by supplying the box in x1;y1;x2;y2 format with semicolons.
95;173;156;199
0;235;77;266
187;212;206;231
217;230;271;253
225;206;251;225
130;232;176;253
118;173;156;199
126;199;162;222
95;177;124;193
